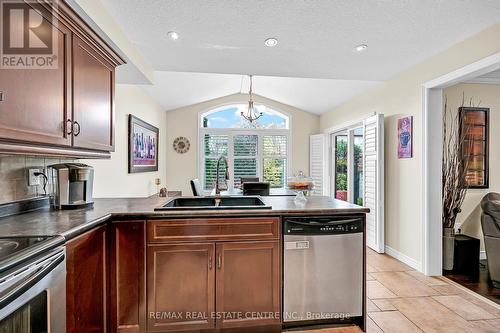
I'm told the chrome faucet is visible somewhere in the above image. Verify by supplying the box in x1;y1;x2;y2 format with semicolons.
215;156;229;195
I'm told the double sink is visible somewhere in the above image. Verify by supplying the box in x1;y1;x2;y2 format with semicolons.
155;196;271;211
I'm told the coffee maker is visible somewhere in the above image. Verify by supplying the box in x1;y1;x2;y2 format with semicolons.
48;163;94;209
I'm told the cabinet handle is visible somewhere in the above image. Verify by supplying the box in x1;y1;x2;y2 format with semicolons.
66;119;73;135
209;256;212;270
73;121;81;136
217;253;222;269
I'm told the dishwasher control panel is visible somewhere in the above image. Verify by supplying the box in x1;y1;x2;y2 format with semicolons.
283;216;363;235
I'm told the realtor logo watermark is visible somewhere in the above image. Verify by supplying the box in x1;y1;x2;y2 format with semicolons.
0;0;58;69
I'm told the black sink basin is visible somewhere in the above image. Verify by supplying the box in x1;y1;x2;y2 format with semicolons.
155;196;271;211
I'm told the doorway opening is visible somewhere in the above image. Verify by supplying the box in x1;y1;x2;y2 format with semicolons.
422;51;500;279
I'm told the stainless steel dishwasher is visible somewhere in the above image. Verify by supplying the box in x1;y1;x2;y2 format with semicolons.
283;215;364;327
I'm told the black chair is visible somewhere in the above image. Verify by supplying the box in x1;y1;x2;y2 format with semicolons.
240;177;259;184
242;182;270;196
190;179;203;197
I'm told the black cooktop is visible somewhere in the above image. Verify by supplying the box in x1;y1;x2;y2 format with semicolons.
0;237;51;262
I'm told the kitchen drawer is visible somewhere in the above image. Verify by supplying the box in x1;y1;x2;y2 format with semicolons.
147;217;280;243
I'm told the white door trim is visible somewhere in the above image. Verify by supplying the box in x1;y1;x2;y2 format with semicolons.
422;51;500;276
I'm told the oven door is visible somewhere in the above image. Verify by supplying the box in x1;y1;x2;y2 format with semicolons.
0;248;66;333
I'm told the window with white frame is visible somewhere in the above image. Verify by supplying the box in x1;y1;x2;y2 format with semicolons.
199;104;290;191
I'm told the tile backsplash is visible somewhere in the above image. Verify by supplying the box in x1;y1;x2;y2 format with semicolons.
0;156;74;204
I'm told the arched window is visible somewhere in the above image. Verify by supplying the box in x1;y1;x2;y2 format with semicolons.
199;104;290;192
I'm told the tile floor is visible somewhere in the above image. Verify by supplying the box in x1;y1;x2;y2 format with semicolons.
298;249;500;333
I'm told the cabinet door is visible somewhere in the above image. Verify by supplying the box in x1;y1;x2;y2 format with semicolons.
216;241;281;329
0;4;71;146
110;221;146;333
66;225;108;333
72;35;115;151
147;243;215;332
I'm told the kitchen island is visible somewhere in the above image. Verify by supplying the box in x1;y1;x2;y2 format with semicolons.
0;196;368;333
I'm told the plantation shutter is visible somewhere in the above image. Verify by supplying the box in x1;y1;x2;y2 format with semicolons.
233;135;258;188
263;135;287;188
310;134;326;195
364;114;385;253
203;134;228;190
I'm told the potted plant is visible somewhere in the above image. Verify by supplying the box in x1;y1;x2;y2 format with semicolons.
442;98;471;270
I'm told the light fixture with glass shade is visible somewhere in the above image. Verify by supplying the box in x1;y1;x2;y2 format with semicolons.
241;75;263;124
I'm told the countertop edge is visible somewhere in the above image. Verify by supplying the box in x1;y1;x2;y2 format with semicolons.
61;213;113;240
61;207;369;241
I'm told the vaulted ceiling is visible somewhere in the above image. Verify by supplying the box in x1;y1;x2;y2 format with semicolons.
141;72;380;114
98;0;500;113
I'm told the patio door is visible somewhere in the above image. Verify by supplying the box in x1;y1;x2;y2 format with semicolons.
330;128;363;205
328;114;384;253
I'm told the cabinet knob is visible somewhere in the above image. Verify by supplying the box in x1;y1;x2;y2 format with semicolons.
0;91;4;102
217;253;222;269
209;256;212;270
66;119;73;135
73;121;81;136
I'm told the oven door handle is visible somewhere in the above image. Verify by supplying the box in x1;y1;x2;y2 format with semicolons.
0;251;65;309
286;218;361;226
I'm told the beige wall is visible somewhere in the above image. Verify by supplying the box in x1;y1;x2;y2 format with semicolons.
165;93;320;195
444;83;500;252
85;84;167;198
320;22;500;266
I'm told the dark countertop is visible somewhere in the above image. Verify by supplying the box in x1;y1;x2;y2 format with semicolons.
0;196;368;240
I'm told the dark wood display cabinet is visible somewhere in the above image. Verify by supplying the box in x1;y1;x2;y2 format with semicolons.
0;1;124;158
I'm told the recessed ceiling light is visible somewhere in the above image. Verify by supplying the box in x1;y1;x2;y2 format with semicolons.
167;31;180;41
354;44;368;52
264;38;278;47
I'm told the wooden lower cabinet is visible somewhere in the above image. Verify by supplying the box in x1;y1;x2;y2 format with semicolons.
68;219;281;333
66;225;108;333
216;241;281;328
110;221;146;333
147;243;216;332
146;240;280;332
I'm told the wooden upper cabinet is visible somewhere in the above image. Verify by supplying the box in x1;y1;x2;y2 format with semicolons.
110;221;146;333
72;35;115;151
216;241;281;329
147;243;216;332
0;1;123;156
0;4;72;146
66;225;108;333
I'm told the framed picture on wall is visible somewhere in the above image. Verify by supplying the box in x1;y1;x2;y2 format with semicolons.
128;115;159;173
397;116;413;159
459;107;489;188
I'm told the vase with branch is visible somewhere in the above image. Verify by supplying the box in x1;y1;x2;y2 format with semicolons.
442;95;474;270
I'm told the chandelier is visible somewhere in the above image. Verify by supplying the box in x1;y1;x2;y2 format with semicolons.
241;75;263;123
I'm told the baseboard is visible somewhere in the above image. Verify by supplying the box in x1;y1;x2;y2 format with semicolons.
480;250;487;260
384;245;422;271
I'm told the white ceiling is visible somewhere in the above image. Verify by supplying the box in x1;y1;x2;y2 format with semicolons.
141;72;380;114
99;0;500;113
102;0;500;81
